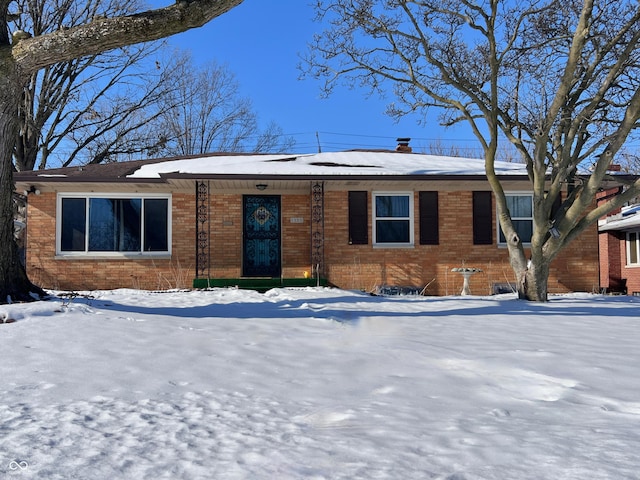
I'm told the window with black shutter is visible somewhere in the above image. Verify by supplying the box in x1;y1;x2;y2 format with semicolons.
373;193;413;245
473;191;493;245
348;191;368;245
419;191;439;245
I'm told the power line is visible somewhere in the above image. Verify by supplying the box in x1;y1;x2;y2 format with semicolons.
314;130;481;143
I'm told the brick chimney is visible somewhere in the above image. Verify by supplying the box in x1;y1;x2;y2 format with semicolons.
395;137;412;153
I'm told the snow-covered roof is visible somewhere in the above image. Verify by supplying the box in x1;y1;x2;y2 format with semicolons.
599;211;640;231
622;204;640;216
599;203;640;231
126;151;529;179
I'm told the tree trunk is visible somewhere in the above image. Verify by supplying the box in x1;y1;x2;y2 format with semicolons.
0;0;245;304
516;260;550;302
0;61;46;302
502;215;550;302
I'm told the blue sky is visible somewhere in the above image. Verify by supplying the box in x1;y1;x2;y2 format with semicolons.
149;0;479;154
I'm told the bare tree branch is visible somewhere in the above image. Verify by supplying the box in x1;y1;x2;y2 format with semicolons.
12;0;243;76
0;0;243;302
304;0;640;300
148;52;294;156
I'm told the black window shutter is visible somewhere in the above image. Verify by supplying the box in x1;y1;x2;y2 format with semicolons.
419;191;439;245
348;191;368;245
473;191;493;245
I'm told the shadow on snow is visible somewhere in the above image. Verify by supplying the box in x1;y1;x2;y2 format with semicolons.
53;289;640;322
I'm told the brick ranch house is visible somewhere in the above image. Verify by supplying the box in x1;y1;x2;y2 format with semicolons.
598;188;640;295
14;148;606;295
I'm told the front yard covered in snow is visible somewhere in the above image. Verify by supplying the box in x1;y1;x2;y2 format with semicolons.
1;287;639;479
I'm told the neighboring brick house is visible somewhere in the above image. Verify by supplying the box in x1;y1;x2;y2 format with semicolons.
14;149;603;295
598;189;640;295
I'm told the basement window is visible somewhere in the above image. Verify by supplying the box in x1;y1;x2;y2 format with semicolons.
57;194;171;256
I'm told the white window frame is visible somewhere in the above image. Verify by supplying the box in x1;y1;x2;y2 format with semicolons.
372;191;414;247
626;231;640;266
56;192;172;257
498;192;534;246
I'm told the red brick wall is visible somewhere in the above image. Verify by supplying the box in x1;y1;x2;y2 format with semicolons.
599;233;611;289
281;194;312;277
623;267;640;294
25;187;600;295
625;267;640;295
25;192;195;291
596;187;637;294
209;194;243;277
599;231;624;292
206;194;312;278
323;190;600;295
619;233;640;295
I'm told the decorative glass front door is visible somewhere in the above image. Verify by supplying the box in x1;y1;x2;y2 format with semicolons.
243;195;281;277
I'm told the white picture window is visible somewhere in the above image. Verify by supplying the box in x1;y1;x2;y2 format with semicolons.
627;231;640;265
57;194;171;256
373;192;414;246
499;193;533;244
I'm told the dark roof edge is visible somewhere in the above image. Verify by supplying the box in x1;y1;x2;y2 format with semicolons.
14;174;168;184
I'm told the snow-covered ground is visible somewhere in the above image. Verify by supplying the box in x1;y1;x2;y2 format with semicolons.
1;288;639;479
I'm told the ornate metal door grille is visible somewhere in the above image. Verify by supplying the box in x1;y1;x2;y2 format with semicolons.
243;195;282;277
195;181;210;279
311;181;325;279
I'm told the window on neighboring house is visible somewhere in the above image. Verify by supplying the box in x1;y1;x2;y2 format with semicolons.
627;231;640;265
373;192;414;246
58;195;170;255
499;193;533;244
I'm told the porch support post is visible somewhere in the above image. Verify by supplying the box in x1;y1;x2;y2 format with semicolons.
195;180;210;279
311;181;325;281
